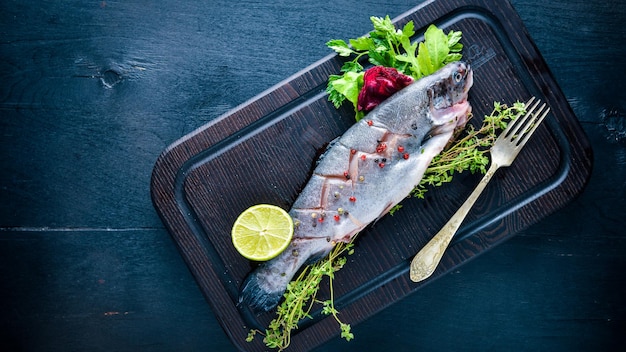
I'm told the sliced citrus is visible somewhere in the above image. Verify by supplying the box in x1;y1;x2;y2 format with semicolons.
231;204;294;261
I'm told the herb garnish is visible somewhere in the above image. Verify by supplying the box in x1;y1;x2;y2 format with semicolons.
412;101;527;198
326;16;462;121
247;240;356;350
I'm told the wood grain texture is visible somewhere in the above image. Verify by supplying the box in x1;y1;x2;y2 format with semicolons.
1;0;624;351
150;1;592;351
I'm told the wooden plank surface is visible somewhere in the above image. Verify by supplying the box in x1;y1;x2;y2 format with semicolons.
1;0;624;351
150;0;592;350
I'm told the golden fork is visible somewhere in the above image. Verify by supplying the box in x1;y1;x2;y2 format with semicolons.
409;97;550;282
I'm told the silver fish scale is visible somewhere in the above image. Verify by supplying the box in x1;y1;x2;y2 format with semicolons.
290;125;426;241
337;123;389;153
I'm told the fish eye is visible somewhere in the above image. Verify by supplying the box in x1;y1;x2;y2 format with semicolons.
453;72;463;83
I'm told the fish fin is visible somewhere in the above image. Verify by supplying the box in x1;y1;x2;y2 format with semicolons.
373;201;396;224
315;136;341;166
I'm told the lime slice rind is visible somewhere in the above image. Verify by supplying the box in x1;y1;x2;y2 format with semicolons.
231;204;294;261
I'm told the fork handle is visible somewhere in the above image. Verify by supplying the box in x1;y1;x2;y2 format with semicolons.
410;162;500;282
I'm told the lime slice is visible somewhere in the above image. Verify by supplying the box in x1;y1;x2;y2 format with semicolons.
231;204;294;261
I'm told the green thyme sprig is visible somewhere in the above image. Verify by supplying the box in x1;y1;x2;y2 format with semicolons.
412;101;527;198
247;240;356;351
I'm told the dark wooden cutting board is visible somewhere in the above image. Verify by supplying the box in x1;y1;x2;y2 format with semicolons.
150;0;592;350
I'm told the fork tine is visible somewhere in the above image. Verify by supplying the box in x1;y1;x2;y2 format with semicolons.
515;104;550;147
512;102;542;139
524;96;536;109
506;98;541;138
525;97;542;115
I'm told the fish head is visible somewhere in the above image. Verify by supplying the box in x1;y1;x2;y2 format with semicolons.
370;61;473;136
426;61;473;127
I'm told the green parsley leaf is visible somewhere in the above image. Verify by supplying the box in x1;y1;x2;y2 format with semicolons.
396;36;419;77
416;41;435;77
328;71;364;111
447;30;463;51
326;39;353;57
326;75;346;108
325;19;464;120
340;61;363;73
423;25;449;73
402;20;415;38
349;37;373;51
371;15;396;36
445;52;463;64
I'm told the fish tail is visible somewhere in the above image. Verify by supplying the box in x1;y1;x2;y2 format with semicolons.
239;239;332;312
238;243;303;313
239;264;289;313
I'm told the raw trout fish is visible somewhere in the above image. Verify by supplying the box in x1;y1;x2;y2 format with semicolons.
240;61;473;312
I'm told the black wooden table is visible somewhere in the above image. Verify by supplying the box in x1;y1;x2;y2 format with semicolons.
1;1;624;351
